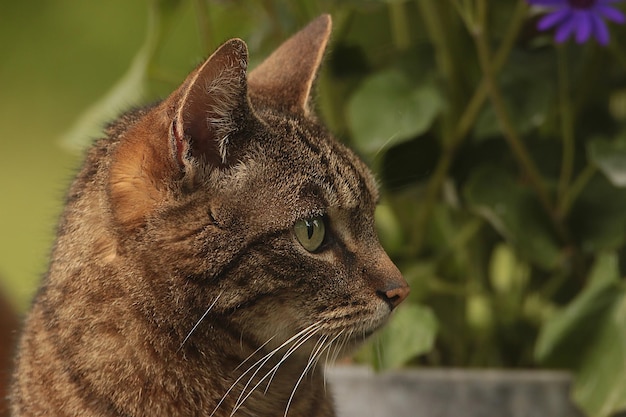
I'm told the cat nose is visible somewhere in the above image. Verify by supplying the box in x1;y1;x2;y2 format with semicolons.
370;248;410;310
377;283;410;310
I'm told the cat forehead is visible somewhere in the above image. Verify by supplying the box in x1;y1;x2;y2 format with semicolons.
256;115;379;212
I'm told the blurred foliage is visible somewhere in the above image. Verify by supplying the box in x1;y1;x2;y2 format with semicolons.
6;0;626;416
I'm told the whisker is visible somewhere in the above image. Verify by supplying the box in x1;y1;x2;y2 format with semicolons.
283;333;331;417
329;331;349;366
263;325;323;394
314;330;344;397
313;330;344;373
178;292;222;352
373;132;400;159
231;323;323;416
211;321;322;417
235;336;275;371
374;333;383;369
234;323;321;403
323;344;332;393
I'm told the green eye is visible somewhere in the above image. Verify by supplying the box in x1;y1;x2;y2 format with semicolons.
294;216;326;252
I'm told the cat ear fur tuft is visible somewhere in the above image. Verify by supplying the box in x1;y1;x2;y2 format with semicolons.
248;14;332;116
171;39;250;172
109;40;251;230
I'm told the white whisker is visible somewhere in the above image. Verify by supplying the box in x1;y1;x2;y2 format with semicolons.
231;322;323;416
234;323;320;403
263;324;323;394
235;336;275;371
374;334;383;369
283;333;331;417
313;330;344;374
329;331;348;366
210;320;323;417
178;292;222;352
373;132;400;159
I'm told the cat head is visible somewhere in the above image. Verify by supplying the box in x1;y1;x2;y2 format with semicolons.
107;15;408;356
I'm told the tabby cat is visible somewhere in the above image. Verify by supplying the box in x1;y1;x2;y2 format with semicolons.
10;15;409;417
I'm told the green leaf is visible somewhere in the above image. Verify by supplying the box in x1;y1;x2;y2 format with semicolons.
535;253;626;417
372;302;437;370
60;0;184;152
375;203;405;256
465;293;494;335
489;242;529;295
535;252;620;365
474;49;555;141
589;134;626;188
572;294;626;417
347;69;443;154
587;251;621;289
569;174;626;252
464;166;561;269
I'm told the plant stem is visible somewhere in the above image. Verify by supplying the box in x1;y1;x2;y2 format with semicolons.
458;0;527;140
389;1;411;51
471;1;568;242
449;0;472;28
475;0;487;28
412;0;458;251
412;0;527;252
559;164;597;217
417;0;458;125
557;46;575;211
609;35;626;71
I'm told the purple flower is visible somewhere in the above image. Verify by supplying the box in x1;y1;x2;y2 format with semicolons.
527;0;626;45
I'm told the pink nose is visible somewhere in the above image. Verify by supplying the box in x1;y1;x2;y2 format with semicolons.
378;284;410;310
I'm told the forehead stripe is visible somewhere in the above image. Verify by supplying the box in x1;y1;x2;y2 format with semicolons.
291;121;375;209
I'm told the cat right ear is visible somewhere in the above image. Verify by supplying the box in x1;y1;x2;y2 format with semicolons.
170;39;251;176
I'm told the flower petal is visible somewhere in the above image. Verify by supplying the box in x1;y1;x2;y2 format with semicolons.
595;5;626;24
591;12;611;45
538;9;572;30
575;13;593;43
554;12;579;43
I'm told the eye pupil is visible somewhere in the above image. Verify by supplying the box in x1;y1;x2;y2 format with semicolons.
294;216;326;252
307;220;314;239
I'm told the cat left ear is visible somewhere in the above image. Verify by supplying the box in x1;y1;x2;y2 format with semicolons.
171;38;250;172
248;14;332;116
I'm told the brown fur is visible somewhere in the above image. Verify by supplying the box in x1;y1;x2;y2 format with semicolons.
10;15;408;417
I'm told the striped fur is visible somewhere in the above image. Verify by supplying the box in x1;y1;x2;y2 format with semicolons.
11;15;408;417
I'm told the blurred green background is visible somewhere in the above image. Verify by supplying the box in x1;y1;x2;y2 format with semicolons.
0;1;148;309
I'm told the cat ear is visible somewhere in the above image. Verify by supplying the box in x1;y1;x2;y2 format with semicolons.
171;38;250;171
108;40;250;230
248;14;332;116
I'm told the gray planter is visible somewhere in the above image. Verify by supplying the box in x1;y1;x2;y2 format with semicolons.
327;366;585;417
